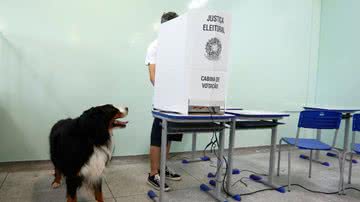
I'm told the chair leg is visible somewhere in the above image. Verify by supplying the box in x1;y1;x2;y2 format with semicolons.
288;148;291;192
309;150;313;178
348;152;353;184
277;139;283;176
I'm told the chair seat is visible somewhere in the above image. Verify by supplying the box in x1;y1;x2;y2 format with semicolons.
353;144;360;154
282;137;332;150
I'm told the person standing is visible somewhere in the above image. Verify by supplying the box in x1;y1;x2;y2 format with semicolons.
145;12;183;191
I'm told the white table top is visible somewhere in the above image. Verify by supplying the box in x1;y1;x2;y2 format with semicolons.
225;109;290;119
304;105;360;113
152;110;235;121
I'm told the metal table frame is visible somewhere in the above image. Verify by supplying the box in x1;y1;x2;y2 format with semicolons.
152;110;235;202
225;110;290;194
303;107;360;164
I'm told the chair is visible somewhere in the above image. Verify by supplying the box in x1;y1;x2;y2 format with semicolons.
277;110;343;191
346;114;360;187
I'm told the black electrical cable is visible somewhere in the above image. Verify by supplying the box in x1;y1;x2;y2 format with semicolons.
238;184;336;197
213;131;219;158
214;135;343;198
238;177;249;187
212;133;224;178
205;107;223;178
239;169;267;176
235;183;360;197
201;107;360;198
207;107;234;197
203;133;216;158
345;187;360;192
206;109;275;198
231;177;249;187
210;127;232;197
289;184;339;195
222;155;233;197
207;121;232;197
240;187;278;196
202;107;274;198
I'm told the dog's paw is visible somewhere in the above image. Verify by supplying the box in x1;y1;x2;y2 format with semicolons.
51;181;61;189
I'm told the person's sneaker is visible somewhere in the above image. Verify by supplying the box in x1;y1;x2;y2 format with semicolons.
164;167;182;181
147;174;171;192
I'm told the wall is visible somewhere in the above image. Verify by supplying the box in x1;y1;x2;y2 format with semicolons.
0;0;321;162
316;0;360;147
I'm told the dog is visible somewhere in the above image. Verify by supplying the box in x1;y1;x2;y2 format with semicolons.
49;104;128;202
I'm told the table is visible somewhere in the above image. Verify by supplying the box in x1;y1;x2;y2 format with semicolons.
225;110;290;194
152;110;235;202
303;106;360;164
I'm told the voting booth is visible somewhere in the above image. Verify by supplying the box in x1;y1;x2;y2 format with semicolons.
153;9;232;115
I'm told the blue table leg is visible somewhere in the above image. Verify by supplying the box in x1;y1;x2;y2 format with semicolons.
299;154;330;166
200;126;228;202
327;114;357;163
249;174;286;193
247;124;286;193
182;133;211;164
326;152;357;163
148;190;160;202
200;184;228;202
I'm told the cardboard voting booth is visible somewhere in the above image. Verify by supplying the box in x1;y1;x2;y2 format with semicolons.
153;9;231;115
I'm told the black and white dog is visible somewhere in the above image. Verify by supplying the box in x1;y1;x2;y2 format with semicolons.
49;104;128;202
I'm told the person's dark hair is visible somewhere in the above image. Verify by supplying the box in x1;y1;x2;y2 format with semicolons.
161;12;178;23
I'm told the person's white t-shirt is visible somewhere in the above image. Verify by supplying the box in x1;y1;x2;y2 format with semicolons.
145;39;158;66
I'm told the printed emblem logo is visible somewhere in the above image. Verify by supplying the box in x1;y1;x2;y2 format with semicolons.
205;37;222;61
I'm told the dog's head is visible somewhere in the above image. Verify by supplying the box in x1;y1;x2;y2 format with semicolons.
79;104;128;145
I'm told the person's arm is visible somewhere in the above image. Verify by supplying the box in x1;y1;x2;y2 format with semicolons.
148;64;156;86
145;40;158;85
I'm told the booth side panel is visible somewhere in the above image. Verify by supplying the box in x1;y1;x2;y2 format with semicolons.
153;14;188;114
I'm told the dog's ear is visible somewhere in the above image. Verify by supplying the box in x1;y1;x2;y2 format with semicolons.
98;104;119;120
79;108;110;145
84;105;118;122
90;117;110;146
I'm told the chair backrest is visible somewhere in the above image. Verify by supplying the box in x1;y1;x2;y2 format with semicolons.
298;110;342;129
353;114;360;132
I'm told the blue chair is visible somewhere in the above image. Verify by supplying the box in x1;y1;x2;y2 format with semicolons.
347;114;360;186
277;110;342;191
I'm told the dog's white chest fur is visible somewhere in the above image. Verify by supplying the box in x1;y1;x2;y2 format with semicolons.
80;142;112;183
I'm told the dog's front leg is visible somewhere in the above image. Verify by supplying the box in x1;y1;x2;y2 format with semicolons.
94;179;104;202
66;195;77;202
51;168;62;189
66;176;82;202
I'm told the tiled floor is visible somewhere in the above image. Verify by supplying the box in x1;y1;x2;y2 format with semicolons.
1;148;360;202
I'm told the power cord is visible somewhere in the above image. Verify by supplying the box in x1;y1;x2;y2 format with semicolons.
230;183;360;196
204;106;238;197
221;155;232;197
240;187;277;196
201;107;360;198
231;177;249;187
239;169;267;176
345;187;360;192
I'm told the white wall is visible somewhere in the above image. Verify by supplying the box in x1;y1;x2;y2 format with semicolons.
0;0;321;162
